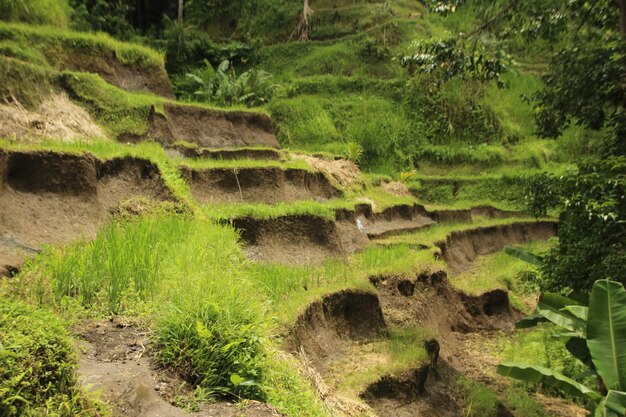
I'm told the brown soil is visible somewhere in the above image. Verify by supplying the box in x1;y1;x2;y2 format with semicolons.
77;319;283;417
168;145;282;161
359;204;435;239
286;289;387;370
0;150;172;275
361;361;469;417
430;206;523;223
160;104;279;149
436;221;558;273
371;272;522;345
182;167;341;205
231;215;368;265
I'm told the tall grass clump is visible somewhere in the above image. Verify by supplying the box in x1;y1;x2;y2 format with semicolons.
16;215;330;412
0;0;70;27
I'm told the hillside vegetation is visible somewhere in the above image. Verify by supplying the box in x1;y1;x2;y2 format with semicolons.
1;1;624;417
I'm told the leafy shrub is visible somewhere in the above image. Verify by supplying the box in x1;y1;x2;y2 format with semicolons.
0;0;70;27
540;158;626;293
523;173;560;217
185;59;275;107
0;299;102;416
69;0;133;38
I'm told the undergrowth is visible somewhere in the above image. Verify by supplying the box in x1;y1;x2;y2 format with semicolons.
0;299;106;417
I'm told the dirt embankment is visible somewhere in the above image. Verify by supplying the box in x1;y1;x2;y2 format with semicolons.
360;204;435;239
182;167;342;205
429;206;521;223
0;150;172;276
231;215;368;265
287;274;520;416
138;104;279;149
168;145;282;161
365;272;520;416
287;290;387;369
371;272;521;343
436;221;558;273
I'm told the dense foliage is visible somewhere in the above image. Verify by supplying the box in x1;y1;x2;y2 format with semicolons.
0;299;102;416
539;158;626;294
499;280;626;416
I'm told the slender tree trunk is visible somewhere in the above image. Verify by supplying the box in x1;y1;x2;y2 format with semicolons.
290;0;314;41
619;0;626;36
178;0;184;24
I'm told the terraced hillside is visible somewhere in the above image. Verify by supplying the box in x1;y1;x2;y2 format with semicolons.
2;1;620;417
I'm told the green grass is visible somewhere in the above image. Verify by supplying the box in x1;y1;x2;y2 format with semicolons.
0;299;106;417
13;215;331;415
0;0;70;27
0;22;164;70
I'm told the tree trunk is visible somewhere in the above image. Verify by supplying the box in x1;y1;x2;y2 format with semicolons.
178;0;184;24
290;0;314;41
619;0;626;36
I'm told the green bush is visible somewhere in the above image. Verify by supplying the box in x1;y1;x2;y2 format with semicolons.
540;158;626;293
0;299;102;416
0;0;70;27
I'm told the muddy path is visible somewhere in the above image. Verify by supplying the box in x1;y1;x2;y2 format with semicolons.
76;319;283;417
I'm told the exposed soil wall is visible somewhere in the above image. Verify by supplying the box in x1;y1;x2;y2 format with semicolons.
182;167;341;204
371;272;521;340
231;214;368;265
161;104;279;149
0;150;172;275
287;290;387;369
436;221;558;272
168;145;282;161
359;204;435;239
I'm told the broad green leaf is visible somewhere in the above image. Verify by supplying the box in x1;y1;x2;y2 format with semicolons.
563;305;589;322
516;312;548;329
595;390;626;417
504;246;544;266
230;374;244;386
587;280;626;391
538;293;586;336
497;363;601;400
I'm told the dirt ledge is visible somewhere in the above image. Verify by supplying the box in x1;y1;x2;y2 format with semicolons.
0;149;173;275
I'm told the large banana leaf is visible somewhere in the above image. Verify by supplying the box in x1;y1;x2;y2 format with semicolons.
587;280;626;391
497;363;602;400
537;293;586;336
594;390;626;417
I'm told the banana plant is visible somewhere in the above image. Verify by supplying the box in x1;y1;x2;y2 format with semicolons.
497;279;626;417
